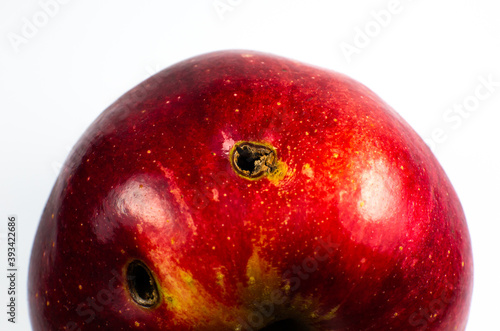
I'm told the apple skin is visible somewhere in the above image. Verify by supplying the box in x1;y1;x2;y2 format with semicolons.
28;50;473;330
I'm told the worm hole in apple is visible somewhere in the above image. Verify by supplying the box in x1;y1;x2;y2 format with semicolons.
230;142;277;179
126;260;160;308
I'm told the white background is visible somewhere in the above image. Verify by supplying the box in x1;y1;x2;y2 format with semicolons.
1;0;499;330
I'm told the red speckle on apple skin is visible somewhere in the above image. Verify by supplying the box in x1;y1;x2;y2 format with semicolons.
29;50;472;330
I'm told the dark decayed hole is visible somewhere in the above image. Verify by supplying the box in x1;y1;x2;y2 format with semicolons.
259;318;309;331
236;145;261;173
232;142;277;179
126;260;160;308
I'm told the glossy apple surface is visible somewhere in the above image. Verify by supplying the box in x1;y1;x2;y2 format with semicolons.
29;50;473;330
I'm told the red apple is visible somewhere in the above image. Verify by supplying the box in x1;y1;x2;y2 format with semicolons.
29;50;473;330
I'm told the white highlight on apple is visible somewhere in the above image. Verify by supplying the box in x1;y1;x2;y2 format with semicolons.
359;159;399;223
6;0;73;53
